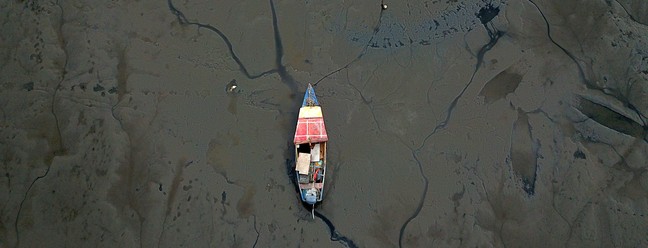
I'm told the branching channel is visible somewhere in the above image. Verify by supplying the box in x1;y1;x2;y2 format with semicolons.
398;4;503;247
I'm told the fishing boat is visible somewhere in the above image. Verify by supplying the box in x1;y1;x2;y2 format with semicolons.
294;84;328;213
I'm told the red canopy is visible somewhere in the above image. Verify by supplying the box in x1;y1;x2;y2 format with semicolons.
294;117;328;144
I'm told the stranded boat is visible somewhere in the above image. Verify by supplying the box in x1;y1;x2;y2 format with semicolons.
294;84;328;212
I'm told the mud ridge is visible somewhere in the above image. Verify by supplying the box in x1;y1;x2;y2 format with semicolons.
576;96;646;141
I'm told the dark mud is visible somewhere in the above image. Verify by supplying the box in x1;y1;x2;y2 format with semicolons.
2;0;648;247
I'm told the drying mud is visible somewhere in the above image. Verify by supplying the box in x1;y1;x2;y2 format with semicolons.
1;0;648;247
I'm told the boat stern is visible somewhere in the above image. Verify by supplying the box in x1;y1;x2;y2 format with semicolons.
303;188;318;205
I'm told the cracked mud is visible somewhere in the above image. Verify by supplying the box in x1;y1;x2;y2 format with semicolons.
1;0;648;247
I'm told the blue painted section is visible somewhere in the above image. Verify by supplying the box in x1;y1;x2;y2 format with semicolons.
296;171;323;203
304;191;317;205
301;84;319;107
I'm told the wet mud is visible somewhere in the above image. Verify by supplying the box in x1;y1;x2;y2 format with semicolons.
2;0;648;247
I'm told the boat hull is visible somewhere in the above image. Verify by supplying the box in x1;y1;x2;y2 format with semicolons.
293;84;328;205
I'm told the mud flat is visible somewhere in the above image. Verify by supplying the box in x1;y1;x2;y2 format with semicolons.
1;0;647;247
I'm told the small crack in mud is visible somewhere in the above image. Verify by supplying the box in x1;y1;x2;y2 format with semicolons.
499;220;508;248
527;0;592;84
14;1;67;246
167;0;278;80
252;215;260;248
612;0;648;26
551;187;574;246
14;160;55;247
313;0;387;87
168;0;299;108
344;68;386;132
